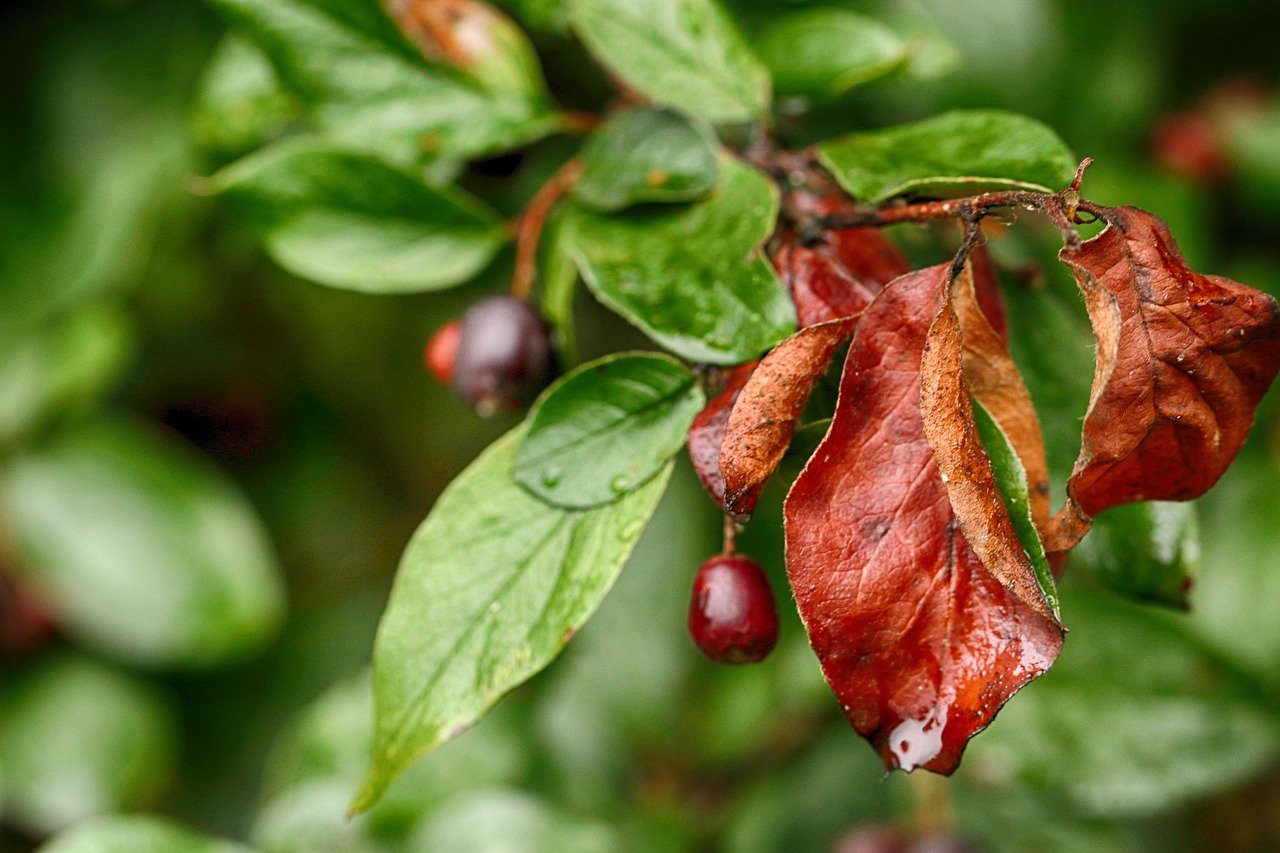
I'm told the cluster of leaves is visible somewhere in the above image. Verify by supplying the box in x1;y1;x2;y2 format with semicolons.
12;0;1280;852
175;0;1280;818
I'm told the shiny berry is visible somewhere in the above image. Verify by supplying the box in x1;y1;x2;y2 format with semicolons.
424;319;463;385
688;554;779;664
445;295;554;416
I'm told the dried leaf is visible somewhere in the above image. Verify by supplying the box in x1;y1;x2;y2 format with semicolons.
920;263;1058;622
720;316;859;517
1058;207;1280;530
687;362;757;509
784;265;1063;774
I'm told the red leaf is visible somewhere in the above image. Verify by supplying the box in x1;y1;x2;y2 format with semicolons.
687;362;758;509
776;229;909;328
784;265;1063;774
721;317;859;517
1059;207;1280;522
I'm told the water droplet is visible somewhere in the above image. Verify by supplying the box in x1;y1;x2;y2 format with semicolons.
610;474;631;494
619;519;644;540
541;467;562;488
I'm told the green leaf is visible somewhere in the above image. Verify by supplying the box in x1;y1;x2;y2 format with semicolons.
190;32;302;159
818;110;1077;203
570;0;770;124
1073;502;1197;609
36;815;253;853
754;10;909;100
410;790;619;853
209;139;506;293
574;108;719;212
972;397;1059;618
965;578;1280;817
515;353;704;508
563;156;795;364
0;303;136;447
0;655;178;836
353;427;670;812
538;207;580;366
206;0;561;166
0;414;285;667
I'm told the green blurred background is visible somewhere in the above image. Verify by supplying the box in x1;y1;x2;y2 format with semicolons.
4;1;1280;851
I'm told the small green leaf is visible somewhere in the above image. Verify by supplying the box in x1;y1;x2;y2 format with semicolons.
965;579;1280;817
206;0;561;166
0;655;178;836
0;303;136;447
570;0;770;124
1072;502;1198;609
515;353;704;508
563;156;795;364
972;397;1059;618
574;108;719;211
538;208;580;366
190;32;302;159
1;414;285;667
36;815;253;853
818;110;1077;202
210;139;506;293
353;428;670;812
754;10;909;100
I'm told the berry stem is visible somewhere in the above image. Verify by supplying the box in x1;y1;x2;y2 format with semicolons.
511;157;584;301
722;513;738;556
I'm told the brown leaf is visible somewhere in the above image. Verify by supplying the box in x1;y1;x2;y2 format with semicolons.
1059;207;1280;524
776;229;909;328
920;263;1057;623
784;264;1063;775
721;317;859;517
687;362;758;510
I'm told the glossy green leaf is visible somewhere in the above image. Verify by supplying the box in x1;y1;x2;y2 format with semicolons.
209;139;506;293
574;108;719;211
36;815;253;853
965;579;1280;817
0;303;136;447
0;414;285;667
0;655;178;836
818;110;1077;202
570;0;769;124
972;397;1059;618
410;790;619;853
1073;502;1197;609
754;10;909;100
190;32;302;159
206;0;561;166
563;157;795;364
515;353;704;508
353;428;670;812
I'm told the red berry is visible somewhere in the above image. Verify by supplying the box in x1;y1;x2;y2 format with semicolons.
688;554;779;664
424;319;462;385
1151;110;1227;184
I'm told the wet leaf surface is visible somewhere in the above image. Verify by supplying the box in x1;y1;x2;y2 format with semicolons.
784;265;1062;774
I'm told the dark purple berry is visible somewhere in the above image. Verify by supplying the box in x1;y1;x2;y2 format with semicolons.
447;295;554;416
688;554;779;664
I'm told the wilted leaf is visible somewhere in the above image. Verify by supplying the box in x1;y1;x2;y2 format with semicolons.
207;0;561;166
784;266;1063;774
720;317;857;519
514;353;704;508
0;414;285;667
687;361;757;508
920;263;1057;620
209;139;506;293
570;0;770;124
0;655;178;836
563;156;795;364
573;108;719;212
754;9;909;100
817;110;1077;203
353;428;669;812
1055;207;1280;533
35;815;252;853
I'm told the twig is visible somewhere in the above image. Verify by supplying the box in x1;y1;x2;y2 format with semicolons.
511;158;584;301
